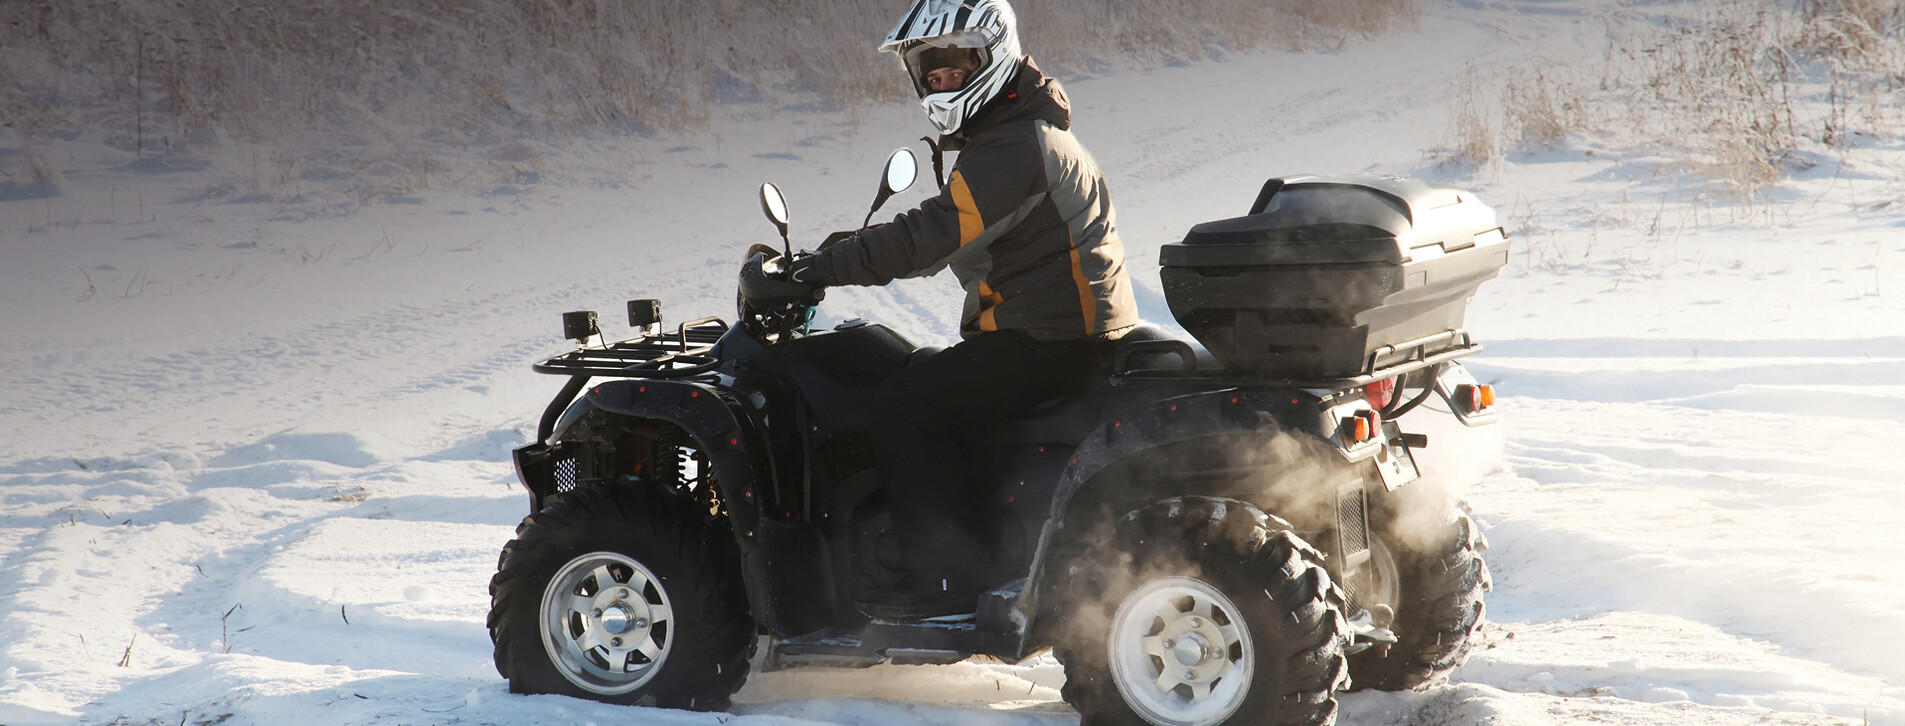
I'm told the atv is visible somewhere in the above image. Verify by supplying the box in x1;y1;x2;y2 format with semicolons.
487;148;1506;726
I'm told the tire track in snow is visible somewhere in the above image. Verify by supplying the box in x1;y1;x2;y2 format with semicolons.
1469;385;1905;715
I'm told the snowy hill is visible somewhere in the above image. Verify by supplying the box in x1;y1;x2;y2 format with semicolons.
2;0;1902;724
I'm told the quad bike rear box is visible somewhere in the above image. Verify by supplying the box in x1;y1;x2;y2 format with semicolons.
1160;174;1509;379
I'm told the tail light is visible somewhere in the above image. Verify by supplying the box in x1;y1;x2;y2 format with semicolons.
1363;378;1396;409
1431;362;1498;427
1456;383;1496;412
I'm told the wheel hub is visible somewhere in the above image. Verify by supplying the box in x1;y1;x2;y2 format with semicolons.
540;552;675;696
1108;576;1255;725
597;602;640;635
1169;631;1216;668
1158;614;1231;683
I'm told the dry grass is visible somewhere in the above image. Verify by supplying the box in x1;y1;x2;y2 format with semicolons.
0;0;1419;167
1798;0;1905;66
1280;0;1421;45
1609;4;1803;198
1440;67;1505;178
1502;66;1594;150
1458;0;1905;199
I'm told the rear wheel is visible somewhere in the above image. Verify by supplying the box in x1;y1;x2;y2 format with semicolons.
488;481;754;709
1347;486;1490;691
1054;496;1351;726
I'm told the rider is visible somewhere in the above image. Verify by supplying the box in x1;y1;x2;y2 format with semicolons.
787;0;1137;616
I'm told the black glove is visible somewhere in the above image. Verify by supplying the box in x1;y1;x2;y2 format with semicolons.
788;253;836;287
740;252;825;308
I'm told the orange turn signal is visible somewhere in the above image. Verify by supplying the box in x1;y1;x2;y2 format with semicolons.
1346;410;1379;444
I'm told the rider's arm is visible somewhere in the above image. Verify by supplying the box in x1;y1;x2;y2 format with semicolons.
820;132;1042;287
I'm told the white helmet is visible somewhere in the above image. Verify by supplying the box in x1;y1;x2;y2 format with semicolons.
880;0;1024;135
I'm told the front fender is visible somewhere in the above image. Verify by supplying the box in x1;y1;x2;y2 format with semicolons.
580;378;763;537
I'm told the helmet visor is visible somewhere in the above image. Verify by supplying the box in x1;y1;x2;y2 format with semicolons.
899;33;993;97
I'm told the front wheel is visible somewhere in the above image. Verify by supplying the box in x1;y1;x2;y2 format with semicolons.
1055;496;1351;726
488;481;754;710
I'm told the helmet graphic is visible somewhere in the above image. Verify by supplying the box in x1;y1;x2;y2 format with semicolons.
880;0;1024;135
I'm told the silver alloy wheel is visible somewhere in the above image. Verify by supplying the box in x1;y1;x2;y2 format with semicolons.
540;551;675;695
1107;576;1255;726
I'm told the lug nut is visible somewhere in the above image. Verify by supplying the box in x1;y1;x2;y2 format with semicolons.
611;637;623;648
635;618;649;629
618;589;631;599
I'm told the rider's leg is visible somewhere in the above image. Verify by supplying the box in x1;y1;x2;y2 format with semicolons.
870;330;1096;600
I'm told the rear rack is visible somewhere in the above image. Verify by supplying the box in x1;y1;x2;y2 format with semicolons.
1114;329;1481;390
531;317;729;379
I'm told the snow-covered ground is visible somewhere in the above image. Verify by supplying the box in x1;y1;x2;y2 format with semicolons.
4;0;1902;724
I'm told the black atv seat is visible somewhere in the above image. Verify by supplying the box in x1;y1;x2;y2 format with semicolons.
986;323;1192;446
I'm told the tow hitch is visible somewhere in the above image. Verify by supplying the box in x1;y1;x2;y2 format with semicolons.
1345;605;1399;655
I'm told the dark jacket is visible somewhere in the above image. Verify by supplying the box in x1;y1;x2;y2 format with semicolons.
819;57;1139;341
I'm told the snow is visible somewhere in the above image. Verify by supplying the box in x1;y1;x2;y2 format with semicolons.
3;0;1903;724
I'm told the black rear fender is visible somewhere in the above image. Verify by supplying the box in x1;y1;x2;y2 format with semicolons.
1046;388;1340;521
1021;388;1364;642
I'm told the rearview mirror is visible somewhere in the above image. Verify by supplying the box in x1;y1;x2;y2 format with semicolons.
884;148;918;196
864;148;919;229
759;182;790;237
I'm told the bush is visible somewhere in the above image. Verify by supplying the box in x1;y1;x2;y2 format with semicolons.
1469;0;1904;199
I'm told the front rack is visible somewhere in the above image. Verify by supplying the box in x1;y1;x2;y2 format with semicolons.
532;317;730;379
1114;329;1481;391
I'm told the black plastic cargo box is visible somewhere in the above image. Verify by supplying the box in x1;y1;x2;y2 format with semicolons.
1159;174;1509;378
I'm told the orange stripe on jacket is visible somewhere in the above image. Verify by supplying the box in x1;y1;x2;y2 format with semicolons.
1067;233;1096;335
949;170;984;247
976;280;1003;332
